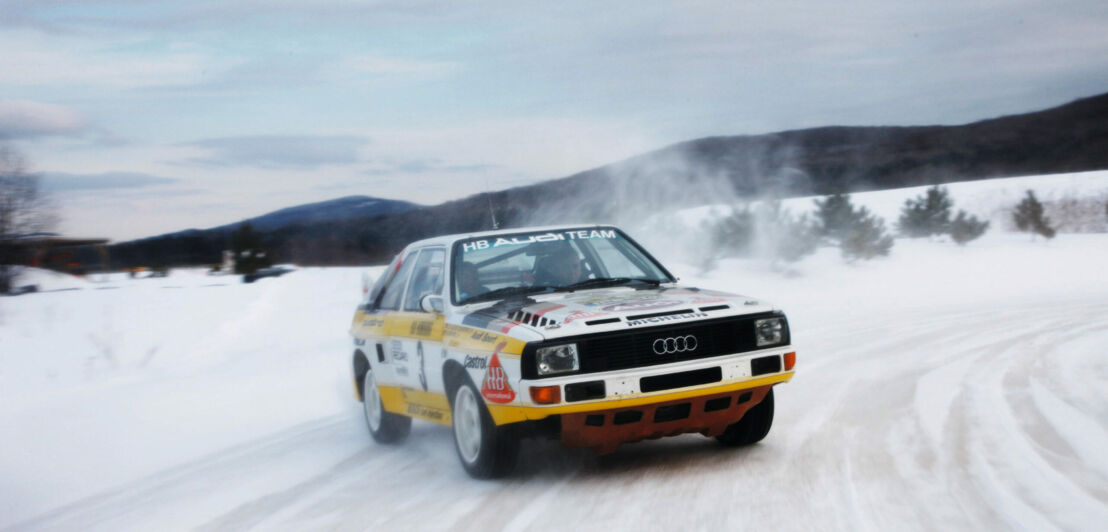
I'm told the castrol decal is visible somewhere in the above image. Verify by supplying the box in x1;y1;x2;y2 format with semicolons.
481;342;516;404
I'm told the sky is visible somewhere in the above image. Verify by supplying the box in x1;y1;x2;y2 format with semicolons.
1;0;1107;241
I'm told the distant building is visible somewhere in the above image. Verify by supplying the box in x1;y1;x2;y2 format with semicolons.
0;233;111;275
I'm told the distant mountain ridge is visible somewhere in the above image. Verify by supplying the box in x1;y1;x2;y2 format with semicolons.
110;91;1108;267
130;195;420;242
212;196;419;232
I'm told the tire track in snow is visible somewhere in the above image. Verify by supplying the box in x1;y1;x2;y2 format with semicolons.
9;298;1107;531
944;305;1108;531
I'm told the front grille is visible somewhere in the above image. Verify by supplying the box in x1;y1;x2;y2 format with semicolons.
521;312;786;379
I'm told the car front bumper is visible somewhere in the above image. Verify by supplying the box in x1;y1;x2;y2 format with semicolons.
487;348;794;427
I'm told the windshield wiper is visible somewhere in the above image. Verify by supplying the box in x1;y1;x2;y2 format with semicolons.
561;277;662;291
460;285;556;305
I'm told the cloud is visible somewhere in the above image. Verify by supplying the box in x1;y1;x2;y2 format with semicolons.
41;171;179;191
363;157;499;176
320;53;461;83
179;135;368;170
0;99;88;139
0;29;222;90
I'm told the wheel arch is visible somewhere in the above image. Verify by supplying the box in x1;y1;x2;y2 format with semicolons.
442;359;467;407
353;349;370;402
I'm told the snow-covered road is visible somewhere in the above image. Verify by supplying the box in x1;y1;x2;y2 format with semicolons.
5;242;1106;530
5;169;1108;531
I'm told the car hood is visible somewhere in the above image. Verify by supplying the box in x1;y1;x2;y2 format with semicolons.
454;285;777;340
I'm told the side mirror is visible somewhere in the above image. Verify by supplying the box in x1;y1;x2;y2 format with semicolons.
420;294;444;314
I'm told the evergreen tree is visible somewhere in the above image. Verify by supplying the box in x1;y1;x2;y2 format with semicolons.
1013;190;1056;239
813;193;859;242
755;201;818;264
231;222;271;274
710;205;755;257
897;185;953;237
949;210;989;245
812;193;894;260
840;207;894;260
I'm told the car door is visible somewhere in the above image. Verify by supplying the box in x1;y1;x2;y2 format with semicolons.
372;249;419;388
391;247;450;419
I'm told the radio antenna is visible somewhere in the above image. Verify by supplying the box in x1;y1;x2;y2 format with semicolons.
485;177;499;229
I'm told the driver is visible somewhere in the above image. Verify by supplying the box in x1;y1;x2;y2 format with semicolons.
457;261;487;300
535;247;585;286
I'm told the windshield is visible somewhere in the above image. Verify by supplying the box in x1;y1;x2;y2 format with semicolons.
451;227;673;305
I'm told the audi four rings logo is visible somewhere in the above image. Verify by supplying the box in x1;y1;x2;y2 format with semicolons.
653;335;698;354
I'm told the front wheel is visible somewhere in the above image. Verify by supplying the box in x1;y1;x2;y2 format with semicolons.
716;388;774;446
451;381;519;478
363;370;411;444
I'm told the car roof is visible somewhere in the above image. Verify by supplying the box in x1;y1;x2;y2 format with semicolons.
401;224;618;250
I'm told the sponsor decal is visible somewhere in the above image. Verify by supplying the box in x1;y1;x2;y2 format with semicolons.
396;366;410;376
666;288;733;298
603;298;682;312
409;320;434;337
407;403;445;421
481;342;516;404
561;309;611;324
390;340;407;361
353;338;366;346
464;354;488;369
470;330;499;343
462;229;617;252
626;311;709;327
361;317;385;328
690;297;728;304
577;293;670;308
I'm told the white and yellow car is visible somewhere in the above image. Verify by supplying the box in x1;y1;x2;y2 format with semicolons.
350;225;796;478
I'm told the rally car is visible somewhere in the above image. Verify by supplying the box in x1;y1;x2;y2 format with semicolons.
349;225;795;478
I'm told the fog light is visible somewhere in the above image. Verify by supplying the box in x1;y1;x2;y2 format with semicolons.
530;385;561;404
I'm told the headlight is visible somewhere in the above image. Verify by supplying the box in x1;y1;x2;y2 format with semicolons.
536;343;579;376
755;318;786;347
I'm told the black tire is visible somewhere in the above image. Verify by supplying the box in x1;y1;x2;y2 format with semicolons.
362;370;411;444
716;388;775;447
450;379;519;478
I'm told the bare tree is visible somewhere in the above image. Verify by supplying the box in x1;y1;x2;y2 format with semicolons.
1;144;56;292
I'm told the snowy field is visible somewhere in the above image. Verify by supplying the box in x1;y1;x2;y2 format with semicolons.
2;173;1107;530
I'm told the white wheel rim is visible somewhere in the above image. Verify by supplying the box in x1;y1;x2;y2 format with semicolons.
364;371;383;432
453;386;482;464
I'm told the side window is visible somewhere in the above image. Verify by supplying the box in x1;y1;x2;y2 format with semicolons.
403;248;445;311
365;254;400;305
377;250;418;311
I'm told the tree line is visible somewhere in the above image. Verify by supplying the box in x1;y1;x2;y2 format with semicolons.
706;184;1064;267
